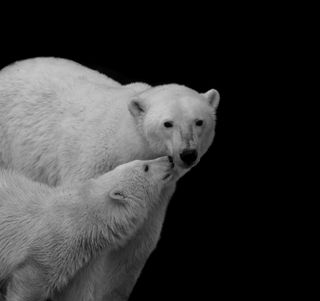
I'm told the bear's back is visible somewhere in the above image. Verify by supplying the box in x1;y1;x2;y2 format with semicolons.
0;57;134;116
0;57;121;89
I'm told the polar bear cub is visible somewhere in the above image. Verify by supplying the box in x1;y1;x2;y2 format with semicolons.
0;156;173;301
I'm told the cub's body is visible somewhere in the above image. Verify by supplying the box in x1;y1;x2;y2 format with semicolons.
0;158;173;301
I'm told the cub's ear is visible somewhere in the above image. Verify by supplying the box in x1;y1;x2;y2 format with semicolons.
128;98;146;118
203;89;220;110
109;188;127;203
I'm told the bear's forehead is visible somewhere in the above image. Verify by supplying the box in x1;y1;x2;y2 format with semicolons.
150;87;205;106
151;94;208;117
143;85;211;119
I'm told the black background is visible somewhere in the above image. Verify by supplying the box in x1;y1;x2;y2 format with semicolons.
0;24;275;300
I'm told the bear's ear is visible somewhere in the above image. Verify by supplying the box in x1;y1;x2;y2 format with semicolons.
203;89;220;110
128;98;146;118
109;188;127;203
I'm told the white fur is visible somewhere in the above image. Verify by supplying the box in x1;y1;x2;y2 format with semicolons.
0;157;172;301
0;57;220;300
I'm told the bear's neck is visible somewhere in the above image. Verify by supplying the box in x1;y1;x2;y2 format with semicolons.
43;188;109;291
57;181;128;252
65;184;111;250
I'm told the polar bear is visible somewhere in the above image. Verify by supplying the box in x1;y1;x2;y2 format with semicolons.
0;57;220;185
0;157;173;301
0;57;220;300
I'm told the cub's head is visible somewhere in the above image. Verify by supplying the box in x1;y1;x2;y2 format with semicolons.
94;156;174;204
128;84;220;172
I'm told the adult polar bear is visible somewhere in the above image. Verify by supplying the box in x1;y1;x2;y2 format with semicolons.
0;57;220;301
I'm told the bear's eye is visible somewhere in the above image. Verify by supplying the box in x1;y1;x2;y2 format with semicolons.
144;164;149;172
195;120;204;126
163;121;173;128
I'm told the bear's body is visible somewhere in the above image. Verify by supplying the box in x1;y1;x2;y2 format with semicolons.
0;157;173;301
0;58;220;300
0;58;152;186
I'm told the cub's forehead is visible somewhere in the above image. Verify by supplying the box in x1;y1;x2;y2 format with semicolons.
116;160;143;171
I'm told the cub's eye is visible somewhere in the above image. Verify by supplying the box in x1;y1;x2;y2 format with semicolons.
195;120;204;126
144;164;149;172
163;121;173;128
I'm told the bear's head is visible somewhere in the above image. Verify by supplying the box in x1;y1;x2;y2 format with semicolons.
93;156;174;204
128;84;220;173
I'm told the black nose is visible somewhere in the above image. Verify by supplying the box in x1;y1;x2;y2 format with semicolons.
168;156;175;168
168;156;173;163
179;149;198;166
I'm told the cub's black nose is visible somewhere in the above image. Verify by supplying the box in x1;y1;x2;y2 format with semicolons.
180;149;198;166
168;156;174;168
